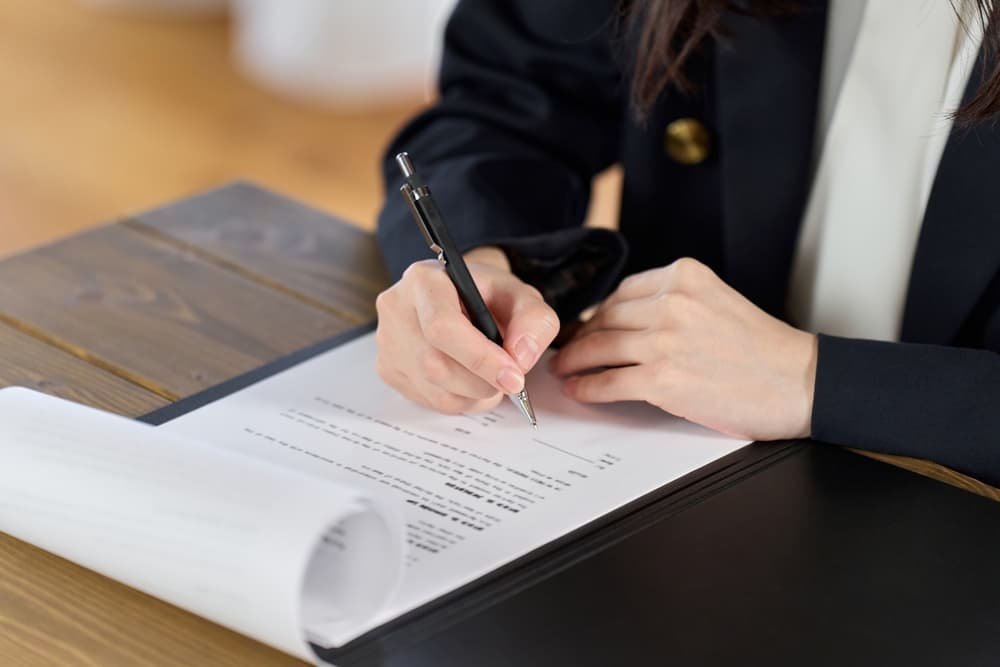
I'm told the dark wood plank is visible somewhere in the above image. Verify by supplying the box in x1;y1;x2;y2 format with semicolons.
0;533;305;667
854;450;1000;502
130;182;389;322
0;224;355;400
0;320;167;417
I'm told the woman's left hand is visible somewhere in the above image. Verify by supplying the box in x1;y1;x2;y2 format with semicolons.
550;258;818;441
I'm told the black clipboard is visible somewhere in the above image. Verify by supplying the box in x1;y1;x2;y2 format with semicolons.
141;325;1000;666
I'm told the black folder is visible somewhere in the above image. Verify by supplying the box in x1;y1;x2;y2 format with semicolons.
142;325;1000;667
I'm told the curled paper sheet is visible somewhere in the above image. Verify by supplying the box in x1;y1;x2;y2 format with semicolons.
0;388;403;663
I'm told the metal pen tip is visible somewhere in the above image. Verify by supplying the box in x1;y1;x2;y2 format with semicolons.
510;389;536;429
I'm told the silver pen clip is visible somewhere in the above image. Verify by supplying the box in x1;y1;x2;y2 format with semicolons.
397;153;447;267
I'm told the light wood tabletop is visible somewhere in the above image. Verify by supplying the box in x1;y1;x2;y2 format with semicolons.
0;0;426;260
0;183;996;666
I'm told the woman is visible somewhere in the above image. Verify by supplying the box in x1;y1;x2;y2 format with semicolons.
373;0;1000;486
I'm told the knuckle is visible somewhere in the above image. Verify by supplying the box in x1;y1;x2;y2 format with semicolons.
672;257;706;286
402;259;436;283
673;256;700;274
521;306;559;343
619;273;640;291
374;289;389;313
374;286;399;315
533;306;560;337
400;262;421;284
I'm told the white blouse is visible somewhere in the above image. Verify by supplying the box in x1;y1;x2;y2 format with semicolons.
787;0;983;341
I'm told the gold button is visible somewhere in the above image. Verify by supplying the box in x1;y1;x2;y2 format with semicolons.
664;117;711;165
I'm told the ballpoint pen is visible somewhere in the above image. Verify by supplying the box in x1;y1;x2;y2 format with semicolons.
395;151;537;429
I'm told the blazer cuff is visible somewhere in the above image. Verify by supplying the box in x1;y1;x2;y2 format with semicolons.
811;334;1000;486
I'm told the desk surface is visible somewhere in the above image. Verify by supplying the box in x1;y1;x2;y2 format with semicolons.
0;183;996;666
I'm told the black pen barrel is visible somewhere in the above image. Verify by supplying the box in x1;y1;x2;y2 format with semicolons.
413;196;504;347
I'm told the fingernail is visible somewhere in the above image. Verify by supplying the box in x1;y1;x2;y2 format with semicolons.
563;376;578;395
514;335;539;370
497;367;524;394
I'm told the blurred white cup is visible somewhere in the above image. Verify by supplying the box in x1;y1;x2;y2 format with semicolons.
231;0;456;108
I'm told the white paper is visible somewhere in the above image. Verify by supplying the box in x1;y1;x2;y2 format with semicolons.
0;387;402;662
161;333;750;647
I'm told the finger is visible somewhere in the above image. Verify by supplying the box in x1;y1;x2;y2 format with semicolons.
415;379;501;415
415;344;502;401
551;330;651;377
563;365;653;404
574;298;654;339
382;366;435;410
375;354;411;394
467;391;506;413
391;365;473;414
412;276;525;395
374;286;426;381
486;280;560;373
384;366;471;415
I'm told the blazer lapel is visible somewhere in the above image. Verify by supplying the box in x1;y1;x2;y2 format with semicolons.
714;0;828;317
901;53;1000;344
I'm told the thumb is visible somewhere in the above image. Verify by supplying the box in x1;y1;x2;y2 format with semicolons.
490;279;560;373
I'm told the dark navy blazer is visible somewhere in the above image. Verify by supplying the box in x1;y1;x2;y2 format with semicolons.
377;0;1000;486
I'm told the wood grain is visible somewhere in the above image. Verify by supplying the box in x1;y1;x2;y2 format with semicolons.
0;321;166;416
0;224;355;400
854;450;1000;502
0;533;304;667
129;182;389;322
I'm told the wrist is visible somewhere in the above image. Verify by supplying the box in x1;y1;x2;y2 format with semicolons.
792;330;818;439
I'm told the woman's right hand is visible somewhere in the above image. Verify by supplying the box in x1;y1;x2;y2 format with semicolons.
374;247;560;415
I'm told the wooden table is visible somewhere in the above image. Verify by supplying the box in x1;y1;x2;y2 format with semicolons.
0;184;996;666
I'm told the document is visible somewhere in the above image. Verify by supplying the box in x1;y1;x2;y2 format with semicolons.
0;332;748;664
0;386;401;662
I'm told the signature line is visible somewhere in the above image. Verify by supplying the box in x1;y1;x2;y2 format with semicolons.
532;438;595;465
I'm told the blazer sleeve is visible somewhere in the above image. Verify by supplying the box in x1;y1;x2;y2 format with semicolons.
812;335;1000;487
376;0;628;321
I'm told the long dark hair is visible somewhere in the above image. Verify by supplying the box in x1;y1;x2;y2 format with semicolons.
628;0;1000;123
